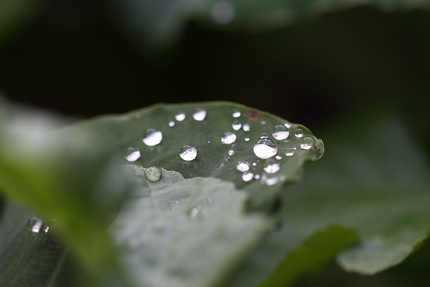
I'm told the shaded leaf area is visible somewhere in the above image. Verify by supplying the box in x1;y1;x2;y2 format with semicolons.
225;112;430;287
0;103;134;287
114;166;268;287
69;102;323;211
0;0;45;44
0;203;74;287
113;0;430;46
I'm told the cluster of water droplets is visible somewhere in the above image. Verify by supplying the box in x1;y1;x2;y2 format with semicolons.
28;217;51;234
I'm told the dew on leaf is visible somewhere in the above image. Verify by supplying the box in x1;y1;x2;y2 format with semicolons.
175;112;186;122
192;108;207;121
189;198;211;218
260;133;268;138
125;147;141;162
179;145;197;161
294;128;304;138
143;129;163;146
254;174;261;179
145;166;162;182
300;137;314;150
264;162;280;174
253;138;278;159
242;172;254;182
232;110;241;118
285;147;296;157
243;124;250;132
236;161;250;172
168;121;175;127
228;150;235;156
315;139;325;160
221;132;237;144
261;121;266;125
276;155;282;160
245;138;250;142
272;125;289;140
28;217;43;233
232;120;242;130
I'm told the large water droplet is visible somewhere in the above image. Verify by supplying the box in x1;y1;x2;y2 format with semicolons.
300;137;314;150
236;161;250;172
294;128;304;138
264;162;280;174
175;112;186;122
211;2;235;24
145;166;162;182
28;217;43;233
192;108;206;121
143;129;163;146
232;120;242;130
253;138;278;159
242;172;254;182
221;132;237;144
125;147;140;162
232;110;241;118
243;124;250;132
272;125;289;140
180;145;197;161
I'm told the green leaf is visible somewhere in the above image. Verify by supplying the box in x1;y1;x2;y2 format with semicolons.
113;0;430;46
114;166;268;287
69;102;323;211
225;112;430;287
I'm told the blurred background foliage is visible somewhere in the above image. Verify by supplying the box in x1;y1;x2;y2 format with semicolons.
1;0;430;286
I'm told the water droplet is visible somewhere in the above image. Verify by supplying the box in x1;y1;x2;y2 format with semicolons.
285;147;296;156
264;162;280;174
260;133;268;138
261;121;266;125
300;137;315;150
168;201;179;210
125;147;140;162
242;172;253;182
232;120;242;130
232;110;241;118
145;166;162;182
228;150;235;156
189;198;211;218
284;122;292;128
180;145;197;161
143;129;163;146
295;128;304;138
252;162;257;166
253;138;278;159
175;112;186;122
263;175;279;186
192;108;206;121
315;139;325;160
28;217;43;233
211;2;235;24
243;124;250;132
272;125;290;140
42;225;50;233
168;121;175;127
245;138;250;142
254;174;261;179
236;161;250;172
276;155;282;160
221;132;237;144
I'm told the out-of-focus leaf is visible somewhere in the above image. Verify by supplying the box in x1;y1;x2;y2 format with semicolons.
114;166;268;287
225;112;430;286
113;0;430;47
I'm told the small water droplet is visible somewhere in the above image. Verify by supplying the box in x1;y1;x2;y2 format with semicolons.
28;217;43;233
252;162;257;166
295;128;304;138
254;174;261;179
125;147;140;162
260;133;268;138
145;166;162;182
300;137;315;150
261;121;266;125
180;145;197;161
236;161;250;172
264;162;280;174
211;2;235;24
276;155;282;160
168;201;179;210
168;121;175;127
315;139;325;160
42;225;50;233
189;198;211;218
284;122;291;128
243;124;250;132
143;129;163;146
253;138;278;159
285;147;296;157
232;120;242;130
221;132;237;144
263;175;279;186
273;125;290;140
242;172;253;182
232;110;241;118
245;138;250;142
228;150;235;156
175;112;186;121
192;108;206;121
